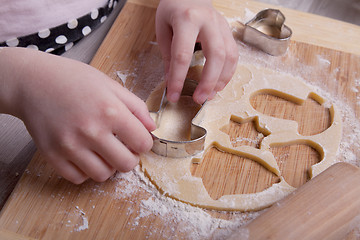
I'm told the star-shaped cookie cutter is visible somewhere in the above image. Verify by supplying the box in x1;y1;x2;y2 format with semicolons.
242;9;292;55
150;79;207;158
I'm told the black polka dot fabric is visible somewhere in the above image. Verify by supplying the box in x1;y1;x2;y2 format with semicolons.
0;0;119;55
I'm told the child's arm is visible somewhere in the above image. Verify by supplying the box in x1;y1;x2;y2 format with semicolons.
0;47;156;184
155;0;239;104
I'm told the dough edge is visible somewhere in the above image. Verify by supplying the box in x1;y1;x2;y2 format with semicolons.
140;63;342;211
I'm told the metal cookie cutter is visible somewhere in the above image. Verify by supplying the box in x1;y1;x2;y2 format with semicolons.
243;9;292;56
150;79;207;158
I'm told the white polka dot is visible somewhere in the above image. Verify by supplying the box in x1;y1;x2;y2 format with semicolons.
6;38;19;47
38;29;50;38
108;0;113;8
55;35;67;44
65;42;74;51
100;16;107;23
67;19;78;29
82;26;92;36
113;0;117;7
45;48;54;53
26;45;39;50
90;9;99;20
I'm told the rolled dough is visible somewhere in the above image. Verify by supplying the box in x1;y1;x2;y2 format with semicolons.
141;61;342;211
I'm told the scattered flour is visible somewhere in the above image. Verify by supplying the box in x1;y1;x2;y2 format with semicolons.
74;206;89;232
112;166;261;239
12;18;359;239
109;26;360;238
116;70;138;89
316;54;331;67
115;51;164;101
76;216;89;232
224;17;360;172
231;133;264;147
149;41;158;46
116;71;128;86
355;78;360;87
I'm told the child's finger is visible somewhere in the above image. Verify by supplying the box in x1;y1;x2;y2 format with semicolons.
91;94;153;155
69;149;116;182
166;23;199;102
47;156;88;184
155;12;172;76
115;86;156;132
93;133;141;172
193;21;226;104
112;104;154;154
214;16;239;92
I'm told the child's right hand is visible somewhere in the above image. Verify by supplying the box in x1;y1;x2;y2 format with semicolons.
0;47;156;184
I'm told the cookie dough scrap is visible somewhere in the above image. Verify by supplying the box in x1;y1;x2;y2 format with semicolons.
141;64;342;211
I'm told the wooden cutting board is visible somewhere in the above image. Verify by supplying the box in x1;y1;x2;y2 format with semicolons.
0;0;359;239
231;162;360;240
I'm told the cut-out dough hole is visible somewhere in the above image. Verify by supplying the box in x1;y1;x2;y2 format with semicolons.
220;117;269;149
270;144;321;188
250;92;331;136
191;147;280;200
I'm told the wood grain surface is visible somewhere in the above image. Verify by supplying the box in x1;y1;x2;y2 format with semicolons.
230;162;360;240
0;0;359;239
0;229;36;240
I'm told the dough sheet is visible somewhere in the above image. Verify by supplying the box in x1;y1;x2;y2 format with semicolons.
141;59;342;211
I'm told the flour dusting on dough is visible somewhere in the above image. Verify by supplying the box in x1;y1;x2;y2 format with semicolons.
109;21;360;237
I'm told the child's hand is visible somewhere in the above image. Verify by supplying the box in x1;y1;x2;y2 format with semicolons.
155;0;239;104
0;48;156;184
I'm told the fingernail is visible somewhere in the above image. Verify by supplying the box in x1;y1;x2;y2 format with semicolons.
196;92;208;104
168;92;180;103
209;90;217;99
148;115;157;131
218;82;226;91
